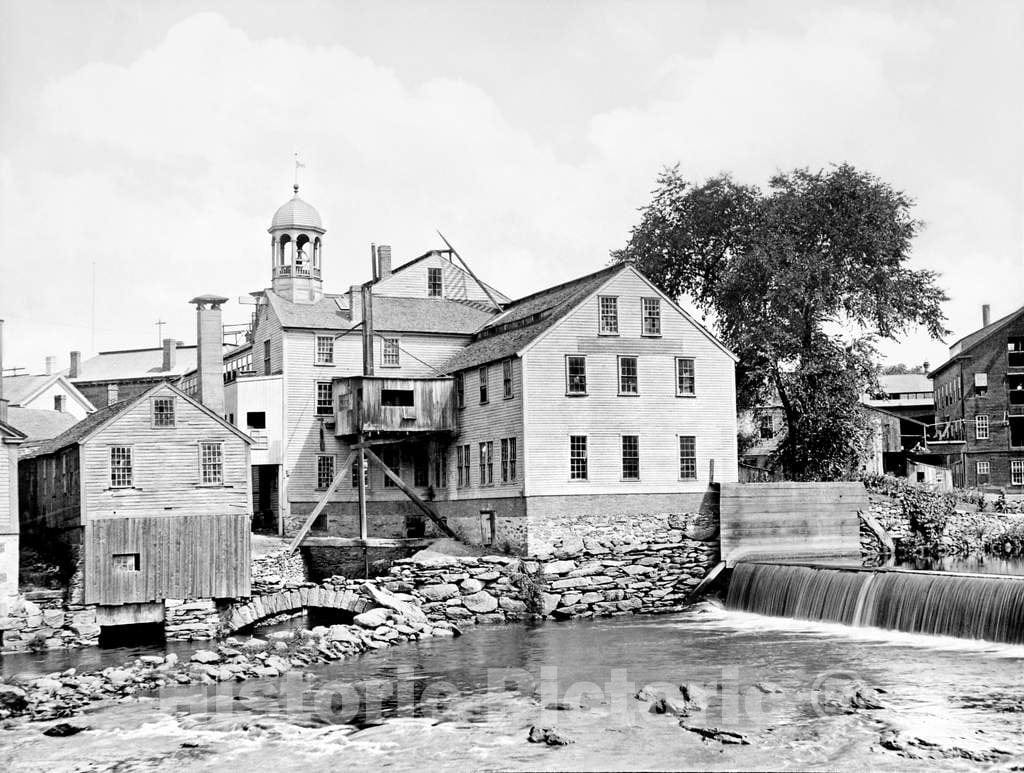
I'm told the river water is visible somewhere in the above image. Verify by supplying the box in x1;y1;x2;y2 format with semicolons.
2;603;1024;771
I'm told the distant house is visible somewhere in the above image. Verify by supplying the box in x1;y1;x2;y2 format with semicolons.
0;411;26;614
928;304;1024;490
0;373;94;420
865;372;934;451
18;380;252;629
66;340;234;409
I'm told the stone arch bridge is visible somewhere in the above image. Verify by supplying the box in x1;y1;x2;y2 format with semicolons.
221;585;374;634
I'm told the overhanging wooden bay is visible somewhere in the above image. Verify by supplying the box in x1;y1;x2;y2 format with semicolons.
334;375;456;438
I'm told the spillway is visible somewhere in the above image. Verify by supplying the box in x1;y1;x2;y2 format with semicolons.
726;562;1024;644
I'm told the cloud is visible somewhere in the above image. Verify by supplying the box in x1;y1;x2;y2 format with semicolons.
1;6;1020;370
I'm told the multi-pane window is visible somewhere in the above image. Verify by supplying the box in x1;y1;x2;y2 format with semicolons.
621;435;640;480
976;414;990;440
315;381;333;415
316;454;335;490
112;553;140;572
501;437;517;482
599;296;619;334
263;339;271;375
351;458;368;489
569;435;588;480
382;337;401;367
679;435;697;480
566;355;587;395
503;359;514;399
153;396;175;427
642;298;662;335
479;441;494;485
618;356;638;394
413;448;429;488
382;447;401;488
457;445;471;487
433;449;448;488
315;334;334;364
427;267;443;297
110;446;133;488
1013;459;1024;486
759;415;774;440
199;442;223;485
977;461;990;483
479;366;489;404
676;358;695;396
454;373;465;409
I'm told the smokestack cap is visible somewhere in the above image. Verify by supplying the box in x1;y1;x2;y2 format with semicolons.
190;294;230;309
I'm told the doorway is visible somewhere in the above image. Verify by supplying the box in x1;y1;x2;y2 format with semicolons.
252;464;280;534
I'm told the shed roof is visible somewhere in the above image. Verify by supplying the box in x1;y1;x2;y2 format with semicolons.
878;373;932;394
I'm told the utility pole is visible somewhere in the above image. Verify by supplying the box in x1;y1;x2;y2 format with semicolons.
155;319;166;346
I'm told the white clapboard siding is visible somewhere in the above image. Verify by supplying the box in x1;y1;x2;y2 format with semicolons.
251;301;285;375
446;357;525;500
283;329;467;502
1;443;16;534
522;268;738;496
82;386;251;519
373;253;507;303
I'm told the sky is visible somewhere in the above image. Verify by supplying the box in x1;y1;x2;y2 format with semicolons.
1;0;1021;374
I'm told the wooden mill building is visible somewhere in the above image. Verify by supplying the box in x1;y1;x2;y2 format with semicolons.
0;409;26;614
19;354;252;627
180;185;740;555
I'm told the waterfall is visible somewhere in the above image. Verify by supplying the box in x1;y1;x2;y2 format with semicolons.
726;563;1024;644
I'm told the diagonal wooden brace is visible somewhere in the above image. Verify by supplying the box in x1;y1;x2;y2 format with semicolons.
362;447;458;539
287;450;356;553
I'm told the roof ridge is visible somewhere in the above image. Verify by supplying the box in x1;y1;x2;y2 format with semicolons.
501;263;625;310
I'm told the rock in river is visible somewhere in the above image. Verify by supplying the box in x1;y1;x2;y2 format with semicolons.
528;726;573;745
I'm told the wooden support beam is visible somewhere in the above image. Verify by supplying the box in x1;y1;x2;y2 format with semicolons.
301;537;437;548
362;447;458;539
287;450;356;554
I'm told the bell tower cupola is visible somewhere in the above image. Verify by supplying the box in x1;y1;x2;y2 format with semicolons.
269;184;325;304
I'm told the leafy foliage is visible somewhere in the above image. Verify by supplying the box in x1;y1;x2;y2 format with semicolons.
615;165;949;479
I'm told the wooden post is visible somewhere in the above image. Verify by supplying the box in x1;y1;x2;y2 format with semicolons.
361;284;374;377
356;436;368;540
286;450;356;553
363;447;458;538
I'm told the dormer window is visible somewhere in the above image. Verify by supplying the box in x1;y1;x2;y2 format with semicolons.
427;267;443;298
152;396;175;427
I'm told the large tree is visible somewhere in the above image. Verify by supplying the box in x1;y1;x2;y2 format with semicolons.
613;164;948;480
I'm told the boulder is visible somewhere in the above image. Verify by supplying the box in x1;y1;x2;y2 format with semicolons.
542;560;576;576
539;593;561;616
528;726;574;745
354;608;390;628
462;591;498;614
105;669;133;687
364;584;428;623
679;724;749;745
43;723;88;738
460;578;485;593
419;584;460;602
0;684;28;712
190;650;221;664
498;597;527;613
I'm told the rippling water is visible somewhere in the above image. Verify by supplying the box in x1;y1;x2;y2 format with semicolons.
3;604;1024;771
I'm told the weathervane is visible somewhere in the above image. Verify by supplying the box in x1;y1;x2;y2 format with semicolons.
294;152;305;194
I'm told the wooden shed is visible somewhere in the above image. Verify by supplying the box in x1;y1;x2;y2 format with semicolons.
19;382;252;611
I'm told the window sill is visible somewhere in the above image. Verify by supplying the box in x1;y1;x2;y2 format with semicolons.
617;392;639;397
380;363;401;369
480;401;490;406
676;393;697;399
641;333;662;338
503;394;515;401
565;392;588;398
313;362;335;367
196;483;226;488
620;478;641;483
678;478;699;483
568;478;589;483
598;331;620;337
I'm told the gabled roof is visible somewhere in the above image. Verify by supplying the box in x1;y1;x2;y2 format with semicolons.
1;373;96;412
439;263;738;373
68;344;231;383
0;416;27;442
24;382;252;459
382;249;511;303
263;290;496;335
5;407;78;443
878;373;932;394
439;264;628;373
929;304;1024;377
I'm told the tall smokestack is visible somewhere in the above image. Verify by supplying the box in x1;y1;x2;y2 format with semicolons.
45;356;56;376
349;285;363;324
162;338;177;371
982;304;991;327
377;245;392;279
189;295;228;417
69;351;81;379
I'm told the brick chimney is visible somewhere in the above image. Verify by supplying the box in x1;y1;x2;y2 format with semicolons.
45;356;56;375
377;245;392;279
69;351;81;379
162;338;177;371
982;304;991;327
189;295;228;417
